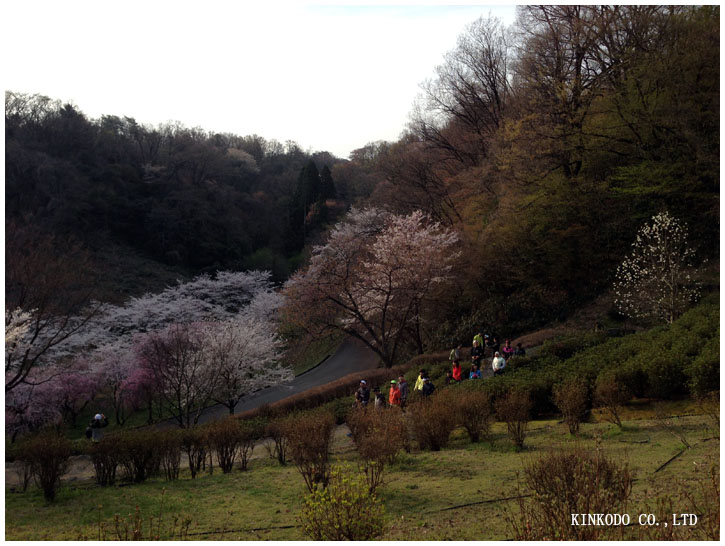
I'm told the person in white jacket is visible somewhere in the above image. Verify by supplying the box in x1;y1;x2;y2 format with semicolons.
492;351;506;375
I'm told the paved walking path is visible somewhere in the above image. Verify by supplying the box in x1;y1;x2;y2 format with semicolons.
195;336;379;424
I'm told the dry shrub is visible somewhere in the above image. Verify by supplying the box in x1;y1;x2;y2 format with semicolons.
282;410;336;492
79;492;193;540
653;403;692;449
697;390;719;430
207;418;244;474
347;407;407;492
638;454;719;540
157;429;182;481
8;441;34;492
264;418;289;465
116;429;161;483
17;432;71;501
180;427;208;479
552;378;589;435
237;421;256;472
408;391;457;451
89;436;119;486
455;389;493;443
594;373;630;428
299;464;385;541
495;389;532;450
506;447;633;540
681;456;719;540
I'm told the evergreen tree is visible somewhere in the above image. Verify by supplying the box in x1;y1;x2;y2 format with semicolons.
320;165;337;199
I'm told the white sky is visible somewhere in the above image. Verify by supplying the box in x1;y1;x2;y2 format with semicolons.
2;1;517;159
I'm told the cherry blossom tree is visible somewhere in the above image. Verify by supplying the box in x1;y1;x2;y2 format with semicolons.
613;211;702;324
50;270;278;359
5;380;62;441
135;322;217;428
202;317;291;414
7;269;285;433
92;343;156;426
283;207;459;367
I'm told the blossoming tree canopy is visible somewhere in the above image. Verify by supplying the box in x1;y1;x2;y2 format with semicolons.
201;317;291;414
283;207;459;367
613;211;701;324
6;270;291;432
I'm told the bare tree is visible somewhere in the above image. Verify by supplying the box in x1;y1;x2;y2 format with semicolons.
410;15;511;167
5;222;98;392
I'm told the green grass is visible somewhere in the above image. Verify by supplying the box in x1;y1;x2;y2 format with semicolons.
6;401;718;540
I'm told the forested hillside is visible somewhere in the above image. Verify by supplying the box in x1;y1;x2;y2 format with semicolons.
353;5;719;337
5;97;374;295
5;5;719;338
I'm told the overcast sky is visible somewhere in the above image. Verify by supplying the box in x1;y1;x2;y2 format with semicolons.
2;2;517;159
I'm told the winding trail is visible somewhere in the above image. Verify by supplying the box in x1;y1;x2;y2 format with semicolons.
195;337;379;424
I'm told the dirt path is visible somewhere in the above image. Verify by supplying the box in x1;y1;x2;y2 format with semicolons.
6;338;377;488
6;425;358;488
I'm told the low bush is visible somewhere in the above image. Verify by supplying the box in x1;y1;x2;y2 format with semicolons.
697;390;719;429
495;389;532;450
88;436;119;486
594;374;631;428
237;421;256;472
552;378;589;435
180;427;208;479
408;391;457;452
299;464;385;541
283;410;336;492
16;431;72;501
157;429;182;481
454;389;493;443
505;447;633;540
8;441;34;492
264;418;289;465
538;331;607;361
116;429;161;483
207;418;244;474
347;407;407;492
686;334;720;398
78;492;193;540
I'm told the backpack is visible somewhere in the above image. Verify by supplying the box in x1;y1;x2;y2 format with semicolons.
85;426;93;439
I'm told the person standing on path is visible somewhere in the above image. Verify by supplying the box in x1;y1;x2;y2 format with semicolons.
388;380;401;406
414;369;427;391
492;352;506;375
452;361;463;382
355;380;371;407
422;377;435;396
397;375;409;409
471;339;484;369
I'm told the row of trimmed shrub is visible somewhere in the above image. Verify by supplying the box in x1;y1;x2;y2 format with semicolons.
446;297;719;419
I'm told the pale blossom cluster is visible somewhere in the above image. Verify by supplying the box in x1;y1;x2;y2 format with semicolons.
283;207;460;366
6;270;290;435
613;211;701;324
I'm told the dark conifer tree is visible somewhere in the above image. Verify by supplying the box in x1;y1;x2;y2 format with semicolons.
320;165;337;199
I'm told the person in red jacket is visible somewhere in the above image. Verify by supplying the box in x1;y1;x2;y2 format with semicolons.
452;361;463;382
388;380;401;406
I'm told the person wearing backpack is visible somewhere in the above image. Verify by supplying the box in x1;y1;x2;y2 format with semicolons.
422;378;435;396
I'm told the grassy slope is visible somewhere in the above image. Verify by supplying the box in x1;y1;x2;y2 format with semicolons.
6;401;718;540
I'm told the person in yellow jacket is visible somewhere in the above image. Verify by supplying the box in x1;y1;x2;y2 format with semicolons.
414;369;427;391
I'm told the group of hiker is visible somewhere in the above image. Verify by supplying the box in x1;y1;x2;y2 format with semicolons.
354;332;525;409
354;371;435;410
452;333;525;380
